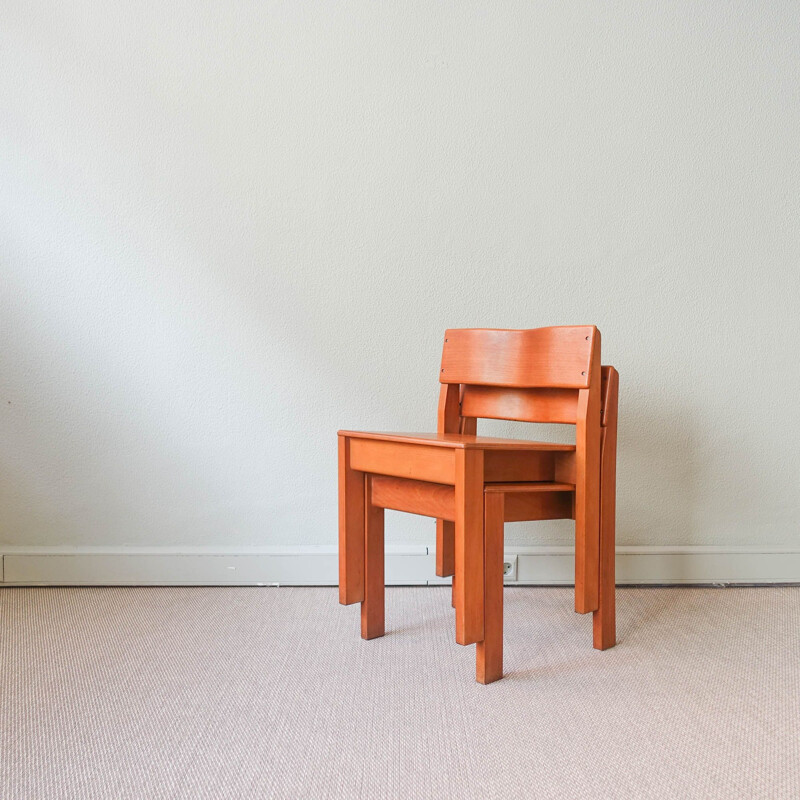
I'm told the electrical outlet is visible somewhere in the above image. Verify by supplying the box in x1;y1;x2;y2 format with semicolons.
502;554;518;581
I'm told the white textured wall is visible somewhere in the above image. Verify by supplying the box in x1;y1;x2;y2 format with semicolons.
2;2;799;552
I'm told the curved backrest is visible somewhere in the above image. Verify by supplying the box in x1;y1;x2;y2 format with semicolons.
438;327;601;427
440;326;597;389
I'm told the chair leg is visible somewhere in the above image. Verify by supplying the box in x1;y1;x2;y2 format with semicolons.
574;386;601;614
593;427;617;649
477;492;504;684
361;477;385;640
436;519;455;577
339;436;365;605
454;449;484;646
574;487;600;614
438;518;456;607
451;570;457;608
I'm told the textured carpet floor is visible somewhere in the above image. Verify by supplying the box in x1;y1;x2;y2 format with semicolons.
1;586;798;799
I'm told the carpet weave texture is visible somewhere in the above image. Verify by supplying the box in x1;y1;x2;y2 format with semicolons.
1;586;798;799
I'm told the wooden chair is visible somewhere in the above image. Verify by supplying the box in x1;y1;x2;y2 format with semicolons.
338;326;618;683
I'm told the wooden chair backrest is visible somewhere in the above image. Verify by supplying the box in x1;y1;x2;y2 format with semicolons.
438;327;601;431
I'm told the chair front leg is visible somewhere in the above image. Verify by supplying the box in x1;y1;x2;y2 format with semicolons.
476;491;504;684
361;475;385;640
339;435;365;605
454;449;484;646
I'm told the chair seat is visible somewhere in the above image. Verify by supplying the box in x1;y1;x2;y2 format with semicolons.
337;430;576;452
339;430;576;485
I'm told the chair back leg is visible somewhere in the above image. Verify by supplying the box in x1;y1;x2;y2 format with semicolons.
476;491;504;684
436;519;455;577
593;426;617;649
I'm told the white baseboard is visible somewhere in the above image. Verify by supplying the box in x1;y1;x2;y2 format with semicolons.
2;545;799;586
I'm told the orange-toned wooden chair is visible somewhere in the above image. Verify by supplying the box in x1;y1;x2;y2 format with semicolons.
476;363;618;682
338;326;618;683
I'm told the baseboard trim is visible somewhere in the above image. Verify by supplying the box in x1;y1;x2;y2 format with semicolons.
2;545;799;586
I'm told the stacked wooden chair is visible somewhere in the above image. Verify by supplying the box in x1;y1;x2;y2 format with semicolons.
338;326;618;683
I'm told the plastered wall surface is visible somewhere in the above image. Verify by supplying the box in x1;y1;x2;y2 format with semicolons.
2;2;799;551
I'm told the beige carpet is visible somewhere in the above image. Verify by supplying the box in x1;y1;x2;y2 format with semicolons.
1;586;798;799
